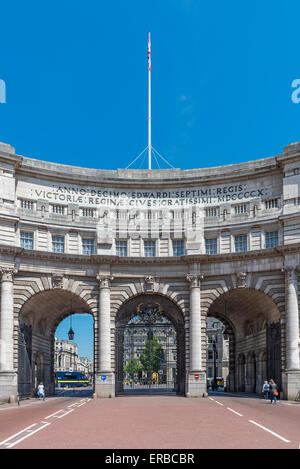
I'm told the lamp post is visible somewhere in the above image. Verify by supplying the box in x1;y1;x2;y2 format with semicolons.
212;335;217;391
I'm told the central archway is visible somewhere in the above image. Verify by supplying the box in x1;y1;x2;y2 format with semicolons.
115;294;185;396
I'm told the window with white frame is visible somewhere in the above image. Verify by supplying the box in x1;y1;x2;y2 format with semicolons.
205;238;217;255
82;238;95;255
116;240;128;257
234;234;247;252
20;231;34;250
265;231;279;248
144;240;156;257
52;235;65;253
172;240;184;256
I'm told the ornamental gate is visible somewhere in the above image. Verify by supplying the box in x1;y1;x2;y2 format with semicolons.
115;301;185;395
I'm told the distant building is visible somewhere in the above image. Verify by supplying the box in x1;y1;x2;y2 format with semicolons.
54;338;79;372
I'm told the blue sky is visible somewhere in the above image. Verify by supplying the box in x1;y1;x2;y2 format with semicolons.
1;1;300;171
2;1;300;357
55;314;94;359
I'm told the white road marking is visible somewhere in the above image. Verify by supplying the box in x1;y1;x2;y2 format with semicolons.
249;420;290;443
44;409;65;419
208;397;224;406
0;397;91;448
227;407;243;417
214;400;224;406
6;422;51;448
0;423;37;446
57;408;74;418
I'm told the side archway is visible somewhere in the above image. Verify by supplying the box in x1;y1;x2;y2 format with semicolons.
206;287;281;394
18;289;94;397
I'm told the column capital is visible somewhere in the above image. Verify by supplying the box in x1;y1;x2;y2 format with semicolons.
186;274;203;288
0;267;17;282
97;275;114;288
282;266;299;280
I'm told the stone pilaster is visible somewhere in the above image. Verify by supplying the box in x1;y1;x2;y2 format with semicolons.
283;266;300;400
94;275;114;398
0;267;18;402
186;274;206;397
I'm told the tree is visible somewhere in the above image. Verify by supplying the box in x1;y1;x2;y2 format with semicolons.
124;358;142;379
139;334;164;376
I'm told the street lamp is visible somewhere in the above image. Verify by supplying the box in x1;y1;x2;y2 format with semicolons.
68;299;75;340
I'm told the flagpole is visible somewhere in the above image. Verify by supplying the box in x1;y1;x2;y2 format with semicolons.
148;32;151;170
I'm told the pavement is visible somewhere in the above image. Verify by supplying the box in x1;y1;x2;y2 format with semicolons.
0;390;299;450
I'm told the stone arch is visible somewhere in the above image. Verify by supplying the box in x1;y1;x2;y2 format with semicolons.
202;277;284;319
110;278;188;320
14;274;98;318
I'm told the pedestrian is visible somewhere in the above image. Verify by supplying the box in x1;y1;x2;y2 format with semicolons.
261;380;269;399
37;382;45;400
269;379;278;404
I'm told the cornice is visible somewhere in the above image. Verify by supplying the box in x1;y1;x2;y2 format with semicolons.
12;153;282;188
1;243;299;267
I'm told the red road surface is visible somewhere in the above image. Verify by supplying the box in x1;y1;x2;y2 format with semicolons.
0;393;299;449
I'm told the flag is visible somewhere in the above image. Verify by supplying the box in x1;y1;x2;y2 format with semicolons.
148;32;151;71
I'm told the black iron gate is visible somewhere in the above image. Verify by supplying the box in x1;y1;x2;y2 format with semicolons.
266;322;282;392
18;322;32;397
115;302;185;395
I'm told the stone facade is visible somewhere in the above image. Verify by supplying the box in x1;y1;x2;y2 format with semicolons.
0;140;299;401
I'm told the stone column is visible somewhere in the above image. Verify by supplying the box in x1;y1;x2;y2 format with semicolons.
186;274;206;397
95;275;114;398
286;267;300;371
283;267;300;400
0;267;17;402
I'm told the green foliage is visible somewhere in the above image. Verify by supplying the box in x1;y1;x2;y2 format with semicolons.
124;358;142;378
139;334;164;375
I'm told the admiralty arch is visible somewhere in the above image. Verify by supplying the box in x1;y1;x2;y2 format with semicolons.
0;140;300;402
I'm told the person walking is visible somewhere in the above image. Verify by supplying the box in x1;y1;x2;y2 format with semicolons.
37;382;45;401
269;379;278;404
262;380;269;399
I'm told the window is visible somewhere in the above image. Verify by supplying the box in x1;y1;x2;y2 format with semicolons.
265;199;279;209
52;235;65;253
144;240;156;257
234;204;248;215
82;238;95;255
172;240;184;256
51;204;65;215
20;231;33;250
208;350;213;360
205;207;220;217
80;208;96;217
116;240;128;257
205;238;217;255
265;231;279;248
235;235;247;252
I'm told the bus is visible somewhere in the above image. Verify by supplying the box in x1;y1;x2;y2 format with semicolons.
55;371;90;388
